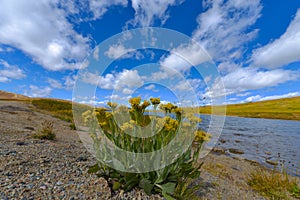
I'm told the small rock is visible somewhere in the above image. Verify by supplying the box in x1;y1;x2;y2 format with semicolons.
229;148;244;154
24;126;35;131
266;159;278;166
234;140;241;143
16;141;26;146
265;151;272;155
212;147;226;154
5;150;17;155
76;155;88;162
219;139;226;144
40;185;47;190
56;181;63;186
231;165;242;171
234;133;243;136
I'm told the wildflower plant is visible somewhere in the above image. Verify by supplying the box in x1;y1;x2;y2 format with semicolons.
81;97;210;199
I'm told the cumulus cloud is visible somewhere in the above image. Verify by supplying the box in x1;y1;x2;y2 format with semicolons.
0;0;90;71
129;0;184;27
0;60;26;82
81;69;144;93
252;9;300;68
24;85;52;98
160;43;211;72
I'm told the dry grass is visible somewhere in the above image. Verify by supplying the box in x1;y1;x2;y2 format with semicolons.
32;120;56;140
247;168;300;199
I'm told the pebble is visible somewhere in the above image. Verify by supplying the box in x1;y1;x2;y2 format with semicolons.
16;141;26;146
229;148;244;155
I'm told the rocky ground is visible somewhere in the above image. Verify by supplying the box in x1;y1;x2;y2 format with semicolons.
0;101;297;199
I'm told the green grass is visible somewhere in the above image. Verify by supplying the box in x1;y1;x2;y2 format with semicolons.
199;96;300;121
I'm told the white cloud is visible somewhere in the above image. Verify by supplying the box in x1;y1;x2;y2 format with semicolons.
160;43;211;72
0;60;26;82
260;92;300;101
129;0;184;27
193;0;262;61
252;9;300;69
47;78;63;89
245;95;261;102
0;0;90;71
236;92;251;97
81;69;144;92
114;69;144;90
24;85;52;98
93;46;99;61
205;68;300;97
105;94;132;102
223;68;299;91
145;84;155;90
104;44;134;59
89;0;127;19
245;92;300;102
173;79;202;91
122;88;133;95
64;74;77;90
0;45;13;52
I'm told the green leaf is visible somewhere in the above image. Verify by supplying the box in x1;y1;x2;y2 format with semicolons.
87;163;100;174
157;182;176;195
162;191;176;200
139;179;154;195
112;181;121;191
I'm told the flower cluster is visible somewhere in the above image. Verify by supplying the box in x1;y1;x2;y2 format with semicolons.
194;130;211;142
150;97;160;105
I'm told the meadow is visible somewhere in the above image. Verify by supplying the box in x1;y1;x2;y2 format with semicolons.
199;96;300;121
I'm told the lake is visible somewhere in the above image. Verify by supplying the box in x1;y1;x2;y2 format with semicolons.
199;115;300;176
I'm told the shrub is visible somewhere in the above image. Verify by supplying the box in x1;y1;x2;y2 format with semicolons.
69;123;76;130
83;97;209;199
32;120;56;140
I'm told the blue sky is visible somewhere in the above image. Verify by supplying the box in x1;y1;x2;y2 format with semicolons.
0;0;300;106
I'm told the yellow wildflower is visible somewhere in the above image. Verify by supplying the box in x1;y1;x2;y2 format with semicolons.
186;113;202;123
164;117;178;132
107;102;118;109
105;112;113;120
141;100;150;109
194;130;211;142
150;98;160;105
129;97;141;107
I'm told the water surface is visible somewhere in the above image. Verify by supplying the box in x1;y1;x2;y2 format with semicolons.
199;115;300;176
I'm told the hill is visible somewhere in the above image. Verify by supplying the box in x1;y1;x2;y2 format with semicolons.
199;96;300;121
0;90;30;100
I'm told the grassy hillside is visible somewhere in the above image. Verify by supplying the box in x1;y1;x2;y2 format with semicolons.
199;96;300;121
